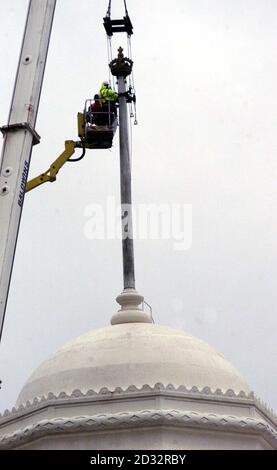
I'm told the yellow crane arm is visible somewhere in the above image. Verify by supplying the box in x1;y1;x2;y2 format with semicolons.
25;140;78;192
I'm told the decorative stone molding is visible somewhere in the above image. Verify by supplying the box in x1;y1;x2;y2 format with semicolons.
0;408;276;449
111;288;152;325
0;383;256;422
1;382;276;440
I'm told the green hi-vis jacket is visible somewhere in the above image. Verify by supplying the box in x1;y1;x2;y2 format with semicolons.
100;85;118;103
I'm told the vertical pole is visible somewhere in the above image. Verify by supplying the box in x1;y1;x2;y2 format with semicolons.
0;0;56;342
117;74;135;289
110;48;151;325
110;47;136;290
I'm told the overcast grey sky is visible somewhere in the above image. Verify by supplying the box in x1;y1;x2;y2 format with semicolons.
0;0;276;413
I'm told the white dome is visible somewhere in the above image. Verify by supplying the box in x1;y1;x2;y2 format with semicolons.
17;323;250;406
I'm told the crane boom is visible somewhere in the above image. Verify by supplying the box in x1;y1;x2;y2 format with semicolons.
0;0;56;342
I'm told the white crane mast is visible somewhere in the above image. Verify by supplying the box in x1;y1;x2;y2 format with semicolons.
0;0;56;341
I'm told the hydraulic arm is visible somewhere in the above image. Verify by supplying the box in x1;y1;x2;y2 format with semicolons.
26;109;117;192
26;140;82;192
